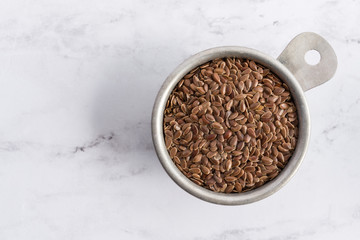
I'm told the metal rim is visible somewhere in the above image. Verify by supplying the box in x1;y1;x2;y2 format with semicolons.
152;46;310;205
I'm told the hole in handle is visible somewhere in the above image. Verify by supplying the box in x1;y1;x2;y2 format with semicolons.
304;50;321;65
277;32;337;91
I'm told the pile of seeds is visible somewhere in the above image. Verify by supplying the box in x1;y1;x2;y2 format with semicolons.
163;57;298;193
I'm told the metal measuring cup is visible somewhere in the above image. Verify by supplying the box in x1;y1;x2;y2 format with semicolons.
152;32;337;205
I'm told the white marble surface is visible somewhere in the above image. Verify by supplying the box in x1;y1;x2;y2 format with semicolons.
0;0;359;239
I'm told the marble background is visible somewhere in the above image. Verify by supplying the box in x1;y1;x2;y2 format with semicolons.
1;0;359;239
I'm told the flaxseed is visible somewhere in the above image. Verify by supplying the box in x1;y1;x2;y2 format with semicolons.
163;57;299;193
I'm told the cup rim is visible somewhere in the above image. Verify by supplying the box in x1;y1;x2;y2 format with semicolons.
152;46;310;205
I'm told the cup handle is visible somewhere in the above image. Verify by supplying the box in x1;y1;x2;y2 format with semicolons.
277;32;337;91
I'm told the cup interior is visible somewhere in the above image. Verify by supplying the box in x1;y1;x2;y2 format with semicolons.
152;46;310;205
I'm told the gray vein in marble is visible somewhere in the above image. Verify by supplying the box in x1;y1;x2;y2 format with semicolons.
353;206;360;220
346;38;360;44
0;141;21;152
194;227;264;240
321;124;340;143
73;133;114;153
193;217;355;240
